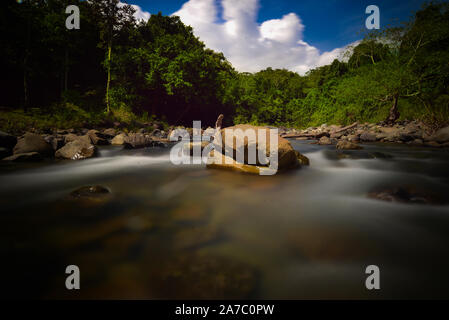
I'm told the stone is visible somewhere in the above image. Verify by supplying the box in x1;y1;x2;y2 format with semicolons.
0;131;17;149
55;140;96;160
336;140;363;150
64;133;92;145
70;185;110;198
359;132;377;142
87;130;109;145
3;152;42;162
111;133;127;145
431;126;449;143
13;132;53;155
347;134;359;142
318;136;332;145
151;129;162;138
102;128;116;138
218;124;299;170
368;186;447;205
124;133;153;149
44;135;64;151
295;150;310;166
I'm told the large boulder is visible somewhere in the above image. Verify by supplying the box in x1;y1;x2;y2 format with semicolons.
0;131;17;149
431;126;449;143
207;124;308;174
55;140;96;160
13;132;53;156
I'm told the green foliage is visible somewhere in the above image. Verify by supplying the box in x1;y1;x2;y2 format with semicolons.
1;1;448;131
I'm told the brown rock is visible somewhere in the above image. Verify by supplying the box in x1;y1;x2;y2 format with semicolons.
219;124;299;170
359;132;377;142
318;136;332;145
431;126;449;143
87;130;109;145
124;133;153;149
55;140;96;160
64;133;92;145
336;140;363;150
111;133;127;145
13;132;53;155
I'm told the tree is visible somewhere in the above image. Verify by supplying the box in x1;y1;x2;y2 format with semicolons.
89;0;136;114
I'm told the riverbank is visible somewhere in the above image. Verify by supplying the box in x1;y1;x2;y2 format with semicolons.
1;119;449;163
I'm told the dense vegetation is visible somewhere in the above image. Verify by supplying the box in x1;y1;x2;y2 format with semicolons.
1;0;448;133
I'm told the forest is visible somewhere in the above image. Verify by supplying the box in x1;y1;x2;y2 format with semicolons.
1;0;448;133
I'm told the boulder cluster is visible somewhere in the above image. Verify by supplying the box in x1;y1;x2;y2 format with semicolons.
280;121;449;150
0;125;170;162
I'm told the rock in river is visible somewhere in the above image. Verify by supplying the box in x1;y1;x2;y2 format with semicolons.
13;132;53;156
208;124;307;174
70;185;111;198
336;140;363;150
368;186;447;205
55;140;96;160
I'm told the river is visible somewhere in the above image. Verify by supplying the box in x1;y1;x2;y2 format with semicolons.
1;140;449;299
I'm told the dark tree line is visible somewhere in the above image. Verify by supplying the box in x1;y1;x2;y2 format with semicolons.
1;0;448;130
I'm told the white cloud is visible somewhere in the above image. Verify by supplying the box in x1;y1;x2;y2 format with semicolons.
173;0;355;75
119;2;151;22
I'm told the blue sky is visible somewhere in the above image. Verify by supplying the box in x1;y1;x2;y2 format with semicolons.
126;0;425;73
129;0;423;51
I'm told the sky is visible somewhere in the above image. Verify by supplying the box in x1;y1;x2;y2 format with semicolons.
123;0;424;74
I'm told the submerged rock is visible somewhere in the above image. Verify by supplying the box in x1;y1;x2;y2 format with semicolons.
336;140;363;150
55;140;96;160
368;186;447;205
70;185;111;198
3;152;43;162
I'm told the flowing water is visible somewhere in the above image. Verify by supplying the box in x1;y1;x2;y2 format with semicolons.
1;141;449;299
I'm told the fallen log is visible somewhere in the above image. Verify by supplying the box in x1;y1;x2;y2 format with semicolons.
281;132;329;139
332;122;358;134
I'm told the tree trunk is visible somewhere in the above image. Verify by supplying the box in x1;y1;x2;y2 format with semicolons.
23;65;28;112
105;42;112;114
385;93;400;125
64;47;68;92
